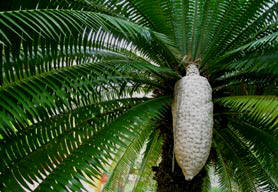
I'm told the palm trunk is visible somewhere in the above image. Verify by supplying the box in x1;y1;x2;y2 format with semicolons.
153;115;207;192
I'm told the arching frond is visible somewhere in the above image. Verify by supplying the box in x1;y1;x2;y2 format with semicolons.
214;129;257;192
215;96;278;128
1;99;139;191
133;129;163;192
103;119;154;191
0;9;177;85
0;98;147;183
229;119;278;181
1;96;171;191
212;140;233;192
0;60;163;135
211;51;278;86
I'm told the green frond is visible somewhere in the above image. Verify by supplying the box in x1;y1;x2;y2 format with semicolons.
226;124;278;191
103;119;154;191
218;31;278;63
89;0;152;27
1;33;177;85
0;0;113;13
0;60;162;135
98;59;180;81
212;140;233;192
0;98;147;181
214;129;257;192
192;0;211;60
204;1;277;63
225;2;278;51
213;112;278;191
200;166;211;192
229;119;278;180
1;104;128;191
230;118;278;153
169;0;187;54
211;52;278;84
215;96;278;128
1;96;171;191
133;129;163;192
0;9;177;85
202;0;238;63
120;0;174;36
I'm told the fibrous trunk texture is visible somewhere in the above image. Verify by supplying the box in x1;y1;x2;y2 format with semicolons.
172;64;213;180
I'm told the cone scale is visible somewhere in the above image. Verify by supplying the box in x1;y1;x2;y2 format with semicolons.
172;64;213;180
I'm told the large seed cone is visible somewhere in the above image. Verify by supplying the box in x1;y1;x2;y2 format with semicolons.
172;64;213;181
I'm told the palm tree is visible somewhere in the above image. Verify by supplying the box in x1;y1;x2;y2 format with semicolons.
0;0;277;191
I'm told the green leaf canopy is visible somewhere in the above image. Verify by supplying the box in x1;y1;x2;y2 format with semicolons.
0;0;277;191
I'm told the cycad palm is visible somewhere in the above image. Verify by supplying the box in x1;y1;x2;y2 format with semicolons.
0;0;277;191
